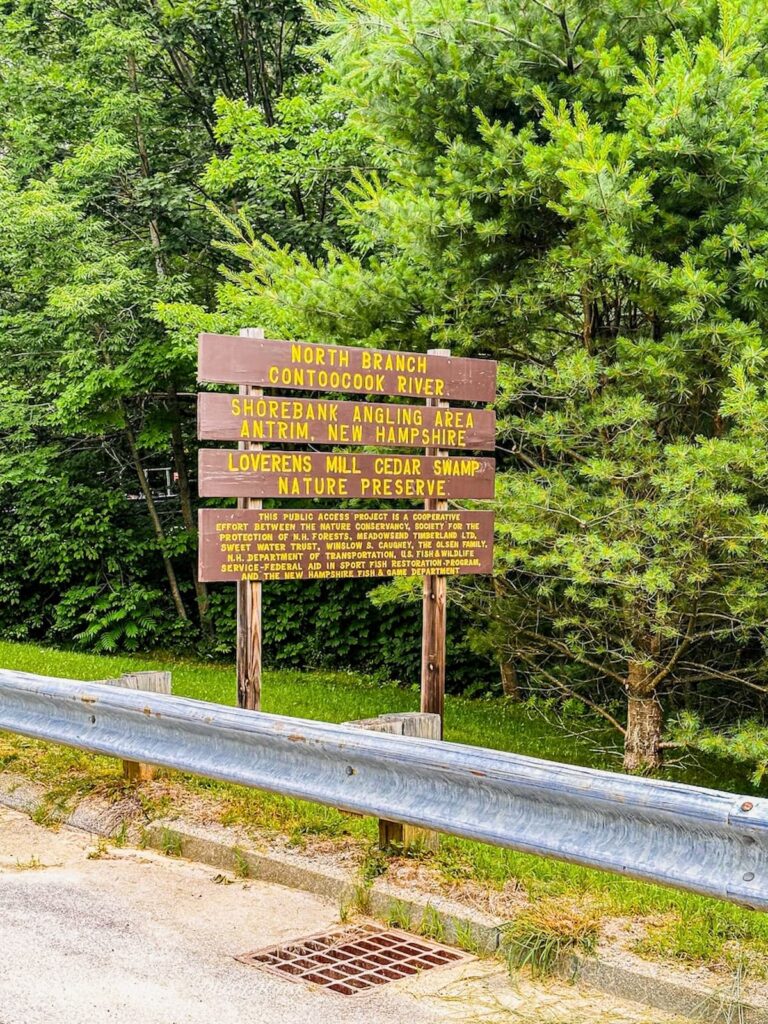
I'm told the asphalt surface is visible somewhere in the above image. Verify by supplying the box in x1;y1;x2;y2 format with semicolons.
0;806;675;1023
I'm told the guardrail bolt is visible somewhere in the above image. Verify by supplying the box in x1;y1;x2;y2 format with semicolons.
744;872;755;882
741;801;754;812
345;766;355;776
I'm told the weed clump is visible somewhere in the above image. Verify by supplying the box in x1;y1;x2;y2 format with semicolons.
502;901;600;977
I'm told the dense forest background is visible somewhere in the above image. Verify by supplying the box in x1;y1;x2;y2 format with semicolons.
4;0;768;774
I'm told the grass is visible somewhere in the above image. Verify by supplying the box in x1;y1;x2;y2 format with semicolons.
159;828;182;857
13;855;46;871
2;638;768;975
502;901;601;977
0;639;758;791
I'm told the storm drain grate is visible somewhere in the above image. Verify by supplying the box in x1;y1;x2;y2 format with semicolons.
236;923;468;996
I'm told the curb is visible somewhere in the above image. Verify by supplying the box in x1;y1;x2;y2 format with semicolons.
143;819;502;955
0;774;766;1023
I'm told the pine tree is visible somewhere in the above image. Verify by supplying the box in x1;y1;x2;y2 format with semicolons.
175;0;768;769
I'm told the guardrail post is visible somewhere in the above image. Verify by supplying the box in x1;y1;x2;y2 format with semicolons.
100;671;172;782
345;712;440;852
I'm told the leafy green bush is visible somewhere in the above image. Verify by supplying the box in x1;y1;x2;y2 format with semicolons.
259;578;494;690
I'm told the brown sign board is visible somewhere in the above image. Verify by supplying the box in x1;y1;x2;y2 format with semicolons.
198;450;495;500
197;392;496;450
199;509;495;581
198;333;497;403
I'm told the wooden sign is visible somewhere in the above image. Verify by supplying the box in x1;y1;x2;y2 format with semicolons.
199;509;494;581
196;327;497;725
198;449;495;500
197;393;496;450
198;333;497;402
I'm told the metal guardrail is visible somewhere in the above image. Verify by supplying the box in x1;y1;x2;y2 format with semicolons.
1;668;767;910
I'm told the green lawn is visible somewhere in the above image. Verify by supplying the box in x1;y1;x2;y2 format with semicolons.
1;639;767;974
1;639;756;789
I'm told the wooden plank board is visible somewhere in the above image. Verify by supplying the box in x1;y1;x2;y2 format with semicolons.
198;509;494;581
102;671;171;693
197;393;496;450
198;450;495;500
197;333;497;403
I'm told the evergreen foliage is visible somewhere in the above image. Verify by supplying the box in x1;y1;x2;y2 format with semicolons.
165;0;768;768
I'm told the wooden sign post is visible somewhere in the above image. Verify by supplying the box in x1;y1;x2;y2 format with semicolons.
197;332;497;727
422;348;449;734
237;327;263;710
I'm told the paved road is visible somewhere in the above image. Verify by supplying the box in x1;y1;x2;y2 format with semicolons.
0;807;673;1023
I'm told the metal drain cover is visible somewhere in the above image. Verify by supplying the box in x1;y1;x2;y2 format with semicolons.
236;923;468;995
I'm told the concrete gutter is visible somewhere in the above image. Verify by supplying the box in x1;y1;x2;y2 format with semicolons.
0;772;765;1023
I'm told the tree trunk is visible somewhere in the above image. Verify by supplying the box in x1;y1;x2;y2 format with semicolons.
126;56;204;635
492;580;519;699
499;657;521;700
623;659;663;772
167;388;213;638
124;420;188;622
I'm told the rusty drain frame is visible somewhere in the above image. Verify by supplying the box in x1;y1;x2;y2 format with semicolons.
236;923;469;996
